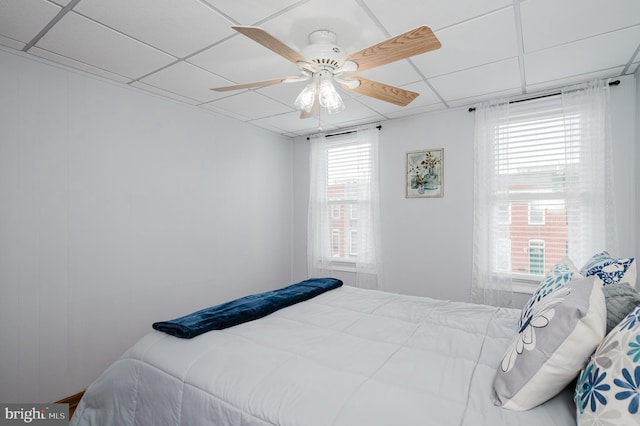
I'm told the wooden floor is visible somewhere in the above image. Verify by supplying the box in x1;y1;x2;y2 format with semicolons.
56;390;84;420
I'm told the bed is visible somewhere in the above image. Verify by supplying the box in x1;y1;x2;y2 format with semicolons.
71;280;578;425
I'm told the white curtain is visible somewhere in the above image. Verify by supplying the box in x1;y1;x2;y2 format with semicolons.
307;125;383;290
472;100;514;308
472;80;616;307
561;81;618;264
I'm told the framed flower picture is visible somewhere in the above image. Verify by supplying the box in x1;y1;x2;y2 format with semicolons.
406;148;444;198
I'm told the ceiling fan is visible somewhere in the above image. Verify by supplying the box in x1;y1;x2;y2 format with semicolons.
211;25;441;118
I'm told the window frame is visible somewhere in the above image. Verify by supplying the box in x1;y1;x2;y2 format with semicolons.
484;98;585;289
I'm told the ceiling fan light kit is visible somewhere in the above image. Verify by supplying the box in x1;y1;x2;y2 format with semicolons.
295;70;345;115
212;25;441;119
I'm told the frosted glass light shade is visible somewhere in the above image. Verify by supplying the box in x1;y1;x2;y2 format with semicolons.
318;79;344;114
294;82;317;112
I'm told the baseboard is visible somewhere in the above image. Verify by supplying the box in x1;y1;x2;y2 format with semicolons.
56;390;84;419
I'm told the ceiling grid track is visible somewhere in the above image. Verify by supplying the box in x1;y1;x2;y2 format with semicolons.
512;0;527;94
22;0;82;52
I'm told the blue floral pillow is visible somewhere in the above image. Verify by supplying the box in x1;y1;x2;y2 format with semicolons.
575;305;640;423
580;251;637;289
493;259;607;411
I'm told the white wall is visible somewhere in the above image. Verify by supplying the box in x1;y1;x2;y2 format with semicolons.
293;75;638;302
610;76;638;258
378;108;475;301
636;68;640;268
0;49;293;403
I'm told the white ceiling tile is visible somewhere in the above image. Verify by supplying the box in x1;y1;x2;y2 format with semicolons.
2;0;636;137
447;87;522;108
28;46;132;83
208;91;294;120
202;0;302;26
361;0;512;34
355;60;423;87
526;67;626;94
245;120;291;135
322;97;385;126
73;0;235;58
199;102;252;122
257;115;336;136
412;8;518;78
0;36;26;50
35;12;176;79
139;61;236;103
259;0;387;54
131;82;201;105
385;103;448;119
429;57;521;101
250;110;337;135
520;0;640;52
0;0;60;44
188;34;300;86
257;79;309;108
322;116;381;132
524;26;640;85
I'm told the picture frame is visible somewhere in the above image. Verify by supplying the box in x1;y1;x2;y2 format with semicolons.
406;148;444;198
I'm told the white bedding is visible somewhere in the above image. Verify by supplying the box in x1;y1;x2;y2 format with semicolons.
72;286;576;425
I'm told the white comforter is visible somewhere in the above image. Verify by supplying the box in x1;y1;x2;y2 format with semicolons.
72;286;575;425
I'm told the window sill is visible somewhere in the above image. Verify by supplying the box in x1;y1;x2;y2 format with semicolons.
511;275;543;295
328;260;356;273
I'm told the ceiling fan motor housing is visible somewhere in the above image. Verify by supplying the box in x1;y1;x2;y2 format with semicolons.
302;30;343;69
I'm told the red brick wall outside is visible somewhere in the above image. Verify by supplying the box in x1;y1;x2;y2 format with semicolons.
510;203;568;275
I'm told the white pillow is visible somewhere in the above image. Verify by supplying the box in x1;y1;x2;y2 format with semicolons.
575;305;640;423
493;259;607;411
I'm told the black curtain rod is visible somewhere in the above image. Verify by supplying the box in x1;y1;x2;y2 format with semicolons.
306;124;381;140
467;80;620;112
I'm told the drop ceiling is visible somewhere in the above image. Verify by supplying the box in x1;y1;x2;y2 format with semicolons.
1;0;639;137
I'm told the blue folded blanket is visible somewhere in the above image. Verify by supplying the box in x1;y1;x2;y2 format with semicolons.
152;277;343;338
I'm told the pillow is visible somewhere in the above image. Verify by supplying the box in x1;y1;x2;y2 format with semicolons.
574;305;640;423
493;261;606;411
580;251;637;289
602;283;640;333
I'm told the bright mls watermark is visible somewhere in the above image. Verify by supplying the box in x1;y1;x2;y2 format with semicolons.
1;404;67;425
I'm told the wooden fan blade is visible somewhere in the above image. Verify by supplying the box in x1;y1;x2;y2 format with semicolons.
341;77;419;106
232;26;308;65
211;78;286;92
342;26;440;72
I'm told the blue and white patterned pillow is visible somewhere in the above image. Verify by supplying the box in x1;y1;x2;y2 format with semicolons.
575;305;640;424
493;259;607;411
580;251;637;289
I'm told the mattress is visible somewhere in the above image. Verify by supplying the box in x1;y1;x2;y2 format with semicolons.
71;286;575;425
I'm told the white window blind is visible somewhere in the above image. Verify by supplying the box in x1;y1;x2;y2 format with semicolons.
325;138;371;262
472;80;616;306
493;97;579;278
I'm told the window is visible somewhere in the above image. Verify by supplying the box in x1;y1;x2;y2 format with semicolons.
349;229;358;256
529;240;545;276
473;81;615;306
331;229;340;257
528;202;545;225
331;204;340;219
323;142;370;262
308;126;383;289
497;203;512;225
491;101;577;279
350;205;359;220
